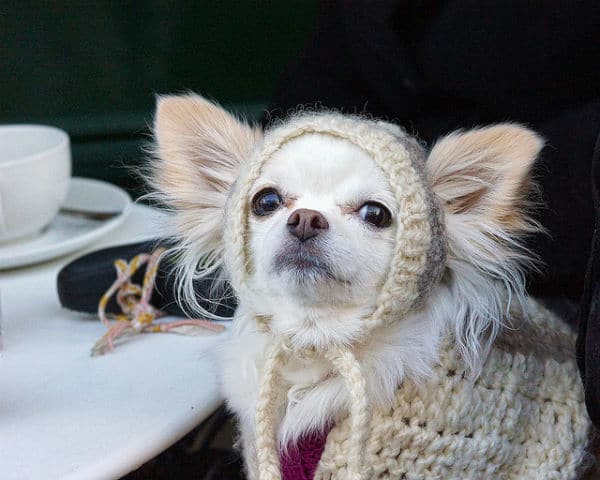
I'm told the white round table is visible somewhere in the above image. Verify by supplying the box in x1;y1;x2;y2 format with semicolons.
0;205;226;480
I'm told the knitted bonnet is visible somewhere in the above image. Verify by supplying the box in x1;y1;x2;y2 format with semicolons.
222;113;447;480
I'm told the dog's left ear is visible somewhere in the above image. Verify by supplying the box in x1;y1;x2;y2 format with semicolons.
426;124;543;232
425;124;544;373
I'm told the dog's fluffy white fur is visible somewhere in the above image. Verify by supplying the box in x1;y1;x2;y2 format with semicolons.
148;93;543;448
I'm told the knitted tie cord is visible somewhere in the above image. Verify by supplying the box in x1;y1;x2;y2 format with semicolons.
255;341;371;480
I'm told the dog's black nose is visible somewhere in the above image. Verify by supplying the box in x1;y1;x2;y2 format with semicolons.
287;208;329;241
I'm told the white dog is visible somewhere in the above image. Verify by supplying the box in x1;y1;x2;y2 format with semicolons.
149;93;591;480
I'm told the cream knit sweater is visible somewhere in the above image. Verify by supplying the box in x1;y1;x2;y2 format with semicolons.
312;300;590;480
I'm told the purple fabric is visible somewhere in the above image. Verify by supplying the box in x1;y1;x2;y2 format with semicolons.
280;425;332;480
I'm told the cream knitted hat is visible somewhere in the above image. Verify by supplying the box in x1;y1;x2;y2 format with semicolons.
221;113;591;479
223;113;446;323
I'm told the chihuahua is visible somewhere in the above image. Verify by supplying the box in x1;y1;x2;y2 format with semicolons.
148;93;591;480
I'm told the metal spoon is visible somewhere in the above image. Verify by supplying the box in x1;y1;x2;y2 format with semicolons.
59;207;122;221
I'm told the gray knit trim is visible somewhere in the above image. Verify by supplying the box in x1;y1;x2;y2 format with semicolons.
372;121;447;308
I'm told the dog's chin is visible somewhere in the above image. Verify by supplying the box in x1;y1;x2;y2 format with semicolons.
272;242;345;288
278;264;335;289
275;258;338;287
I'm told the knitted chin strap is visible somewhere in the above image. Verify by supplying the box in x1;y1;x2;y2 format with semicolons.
223;114;439;479
255;339;370;480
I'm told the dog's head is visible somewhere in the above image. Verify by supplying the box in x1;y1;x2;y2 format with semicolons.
244;131;399;305
150;93;543;365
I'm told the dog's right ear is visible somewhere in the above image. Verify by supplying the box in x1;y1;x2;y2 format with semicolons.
152;92;261;213
149;93;262;312
150;92;261;247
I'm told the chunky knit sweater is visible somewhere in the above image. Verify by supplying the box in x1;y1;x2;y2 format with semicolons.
259;300;591;480
312;300;590;480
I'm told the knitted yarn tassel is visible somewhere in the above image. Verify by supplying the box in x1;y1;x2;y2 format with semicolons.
254;340;371;480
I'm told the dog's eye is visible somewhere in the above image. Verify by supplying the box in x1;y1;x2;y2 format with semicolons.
358;202;392;228
252;188;283;216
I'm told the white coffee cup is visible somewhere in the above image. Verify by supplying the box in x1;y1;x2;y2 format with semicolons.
0;125;71;244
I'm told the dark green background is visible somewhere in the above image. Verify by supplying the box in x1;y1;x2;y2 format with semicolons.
0;1;316;195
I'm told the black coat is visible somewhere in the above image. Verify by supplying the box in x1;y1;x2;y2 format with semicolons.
263;0;600;425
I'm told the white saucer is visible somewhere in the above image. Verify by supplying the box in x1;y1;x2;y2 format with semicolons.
0;177;131;269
